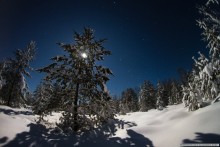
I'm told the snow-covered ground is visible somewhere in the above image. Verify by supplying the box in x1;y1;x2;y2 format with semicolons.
0;103;220;147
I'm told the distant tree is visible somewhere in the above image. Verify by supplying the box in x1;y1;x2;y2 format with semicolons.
25;91;34;106
139;81;155;111
177;68;190;87
121;88;138;113
0;62;6;90
37;28;113;131
169;80;181;105
162;80;172;106
112;95;121;113
156;81;164;110
0;62;6;104
139;81;148;112
0;41;36;107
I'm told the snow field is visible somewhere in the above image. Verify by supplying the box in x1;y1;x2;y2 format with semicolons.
1;102;220;147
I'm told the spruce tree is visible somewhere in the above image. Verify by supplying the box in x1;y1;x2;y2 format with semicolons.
183;0;220;111
37;28;113;131
197;0;220;100
169;81;180;105
139;81;155;111
139;81;148;112
0;62;5;90
121;88;138;113
156;81;164;110
0;41;36;107
33;81;53;120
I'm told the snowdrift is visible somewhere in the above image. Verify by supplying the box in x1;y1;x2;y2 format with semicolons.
0;103;220;147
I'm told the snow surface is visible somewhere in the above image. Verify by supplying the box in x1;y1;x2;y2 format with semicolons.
1;103;220;147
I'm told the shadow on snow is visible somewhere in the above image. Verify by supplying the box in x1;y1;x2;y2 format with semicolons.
0;119;154;147
182;132;220;144
0;108;33;116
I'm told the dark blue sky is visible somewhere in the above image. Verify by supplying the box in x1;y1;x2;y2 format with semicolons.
0;0;208;95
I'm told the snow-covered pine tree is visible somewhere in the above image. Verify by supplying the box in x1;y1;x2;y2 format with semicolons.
197;0;220;99
112;95;121;113
0;62;6;104
121;88;138;113
156;81;164;110
0;41;36;107
184;67;202;111
169;80;180;105
0;62;5;90
33;81;53;120
37;28;113;131
183;0;220;110
139;81;155;111
119;97;126;115
162;80;172;106
139;81;148;112
182;0;220;111
148;82;156;109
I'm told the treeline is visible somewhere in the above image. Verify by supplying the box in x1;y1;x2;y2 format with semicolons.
111;78;185;114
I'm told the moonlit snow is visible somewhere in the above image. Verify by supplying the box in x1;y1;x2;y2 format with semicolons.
0;103;220;147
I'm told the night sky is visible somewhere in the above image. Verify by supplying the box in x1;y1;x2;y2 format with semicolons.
0;0;208;95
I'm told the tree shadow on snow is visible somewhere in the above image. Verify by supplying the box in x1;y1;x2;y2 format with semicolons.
182;132;220;145
0;137;8;144
0;108;33;116
2;119;154;147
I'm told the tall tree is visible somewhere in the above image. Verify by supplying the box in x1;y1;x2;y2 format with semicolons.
197;0;220;100
182;0;220;111
37;28;113;131
0;41;36;107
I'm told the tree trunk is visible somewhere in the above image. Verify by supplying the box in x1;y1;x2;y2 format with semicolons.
73;82;79;131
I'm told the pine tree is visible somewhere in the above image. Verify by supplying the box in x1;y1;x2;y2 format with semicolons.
121;88;138;113
112;95;121;113
37;28;113;131
0;41;36;107
33;81;53;120
162;80;172;106
139;81;148;112
139;81;155;111
156;81;164;110
169;80;180;105
197;0;220;100
183;0;220;111
0;62;5;90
